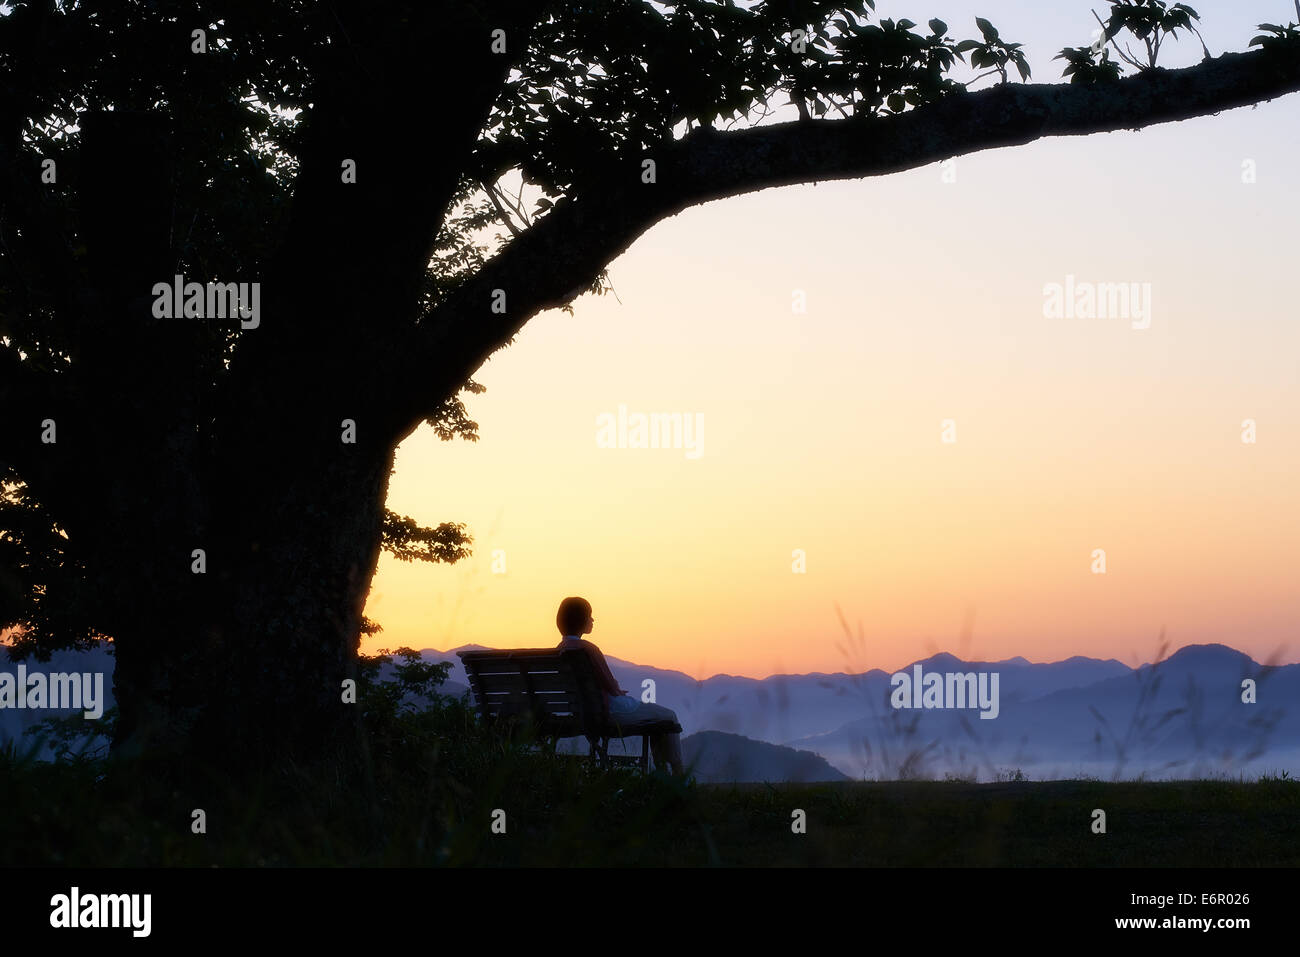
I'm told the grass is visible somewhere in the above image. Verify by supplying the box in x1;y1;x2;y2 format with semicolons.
4;638;1297;867
689;777;1300;866
4;730;1298;866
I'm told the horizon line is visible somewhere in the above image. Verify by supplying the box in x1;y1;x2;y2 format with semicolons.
391;638;1296;683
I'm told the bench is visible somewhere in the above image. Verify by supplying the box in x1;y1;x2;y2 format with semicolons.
457;648;682;772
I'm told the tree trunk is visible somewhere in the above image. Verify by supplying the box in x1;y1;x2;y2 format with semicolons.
108;443;394;774
103;365;399;776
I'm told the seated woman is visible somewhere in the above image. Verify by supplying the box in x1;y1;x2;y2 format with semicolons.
555;596;685;776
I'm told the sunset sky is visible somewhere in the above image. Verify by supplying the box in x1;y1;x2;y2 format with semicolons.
362;0;1300;679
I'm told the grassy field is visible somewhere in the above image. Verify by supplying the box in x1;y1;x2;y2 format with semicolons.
4;655;1296;867
4;742;1296;867
683;778;1300;866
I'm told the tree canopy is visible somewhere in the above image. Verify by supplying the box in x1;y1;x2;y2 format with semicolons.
2;0;1299;765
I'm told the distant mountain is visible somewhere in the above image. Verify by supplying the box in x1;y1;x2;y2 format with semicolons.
431;643;1132;742
785;644;1300;781
681;730;848;783
6;640;1297;781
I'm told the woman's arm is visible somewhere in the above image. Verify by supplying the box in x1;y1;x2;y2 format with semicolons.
583;641;626;696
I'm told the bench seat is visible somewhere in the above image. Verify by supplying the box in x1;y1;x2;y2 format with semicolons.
457;648;680;771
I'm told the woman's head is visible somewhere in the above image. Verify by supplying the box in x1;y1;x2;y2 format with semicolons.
556;596;593;636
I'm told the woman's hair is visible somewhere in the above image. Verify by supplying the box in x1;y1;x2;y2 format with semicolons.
556;596;592;635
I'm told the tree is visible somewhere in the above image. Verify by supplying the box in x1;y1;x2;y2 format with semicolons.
2;0;1299;773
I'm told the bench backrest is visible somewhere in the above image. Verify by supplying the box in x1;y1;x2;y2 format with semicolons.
457;648;609;738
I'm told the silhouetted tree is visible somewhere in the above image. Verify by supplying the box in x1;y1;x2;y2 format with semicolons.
2;0;1298;772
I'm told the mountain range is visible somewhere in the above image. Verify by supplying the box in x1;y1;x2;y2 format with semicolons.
4;641;1297;781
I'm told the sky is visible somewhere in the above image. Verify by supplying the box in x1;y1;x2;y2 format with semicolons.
361;0;1300;680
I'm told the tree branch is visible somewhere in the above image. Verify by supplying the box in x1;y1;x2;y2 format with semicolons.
225;0;549;409
391;47;1300;434
480;178;525;239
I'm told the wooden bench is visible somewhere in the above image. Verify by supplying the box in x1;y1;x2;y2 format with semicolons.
457;648;682;772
